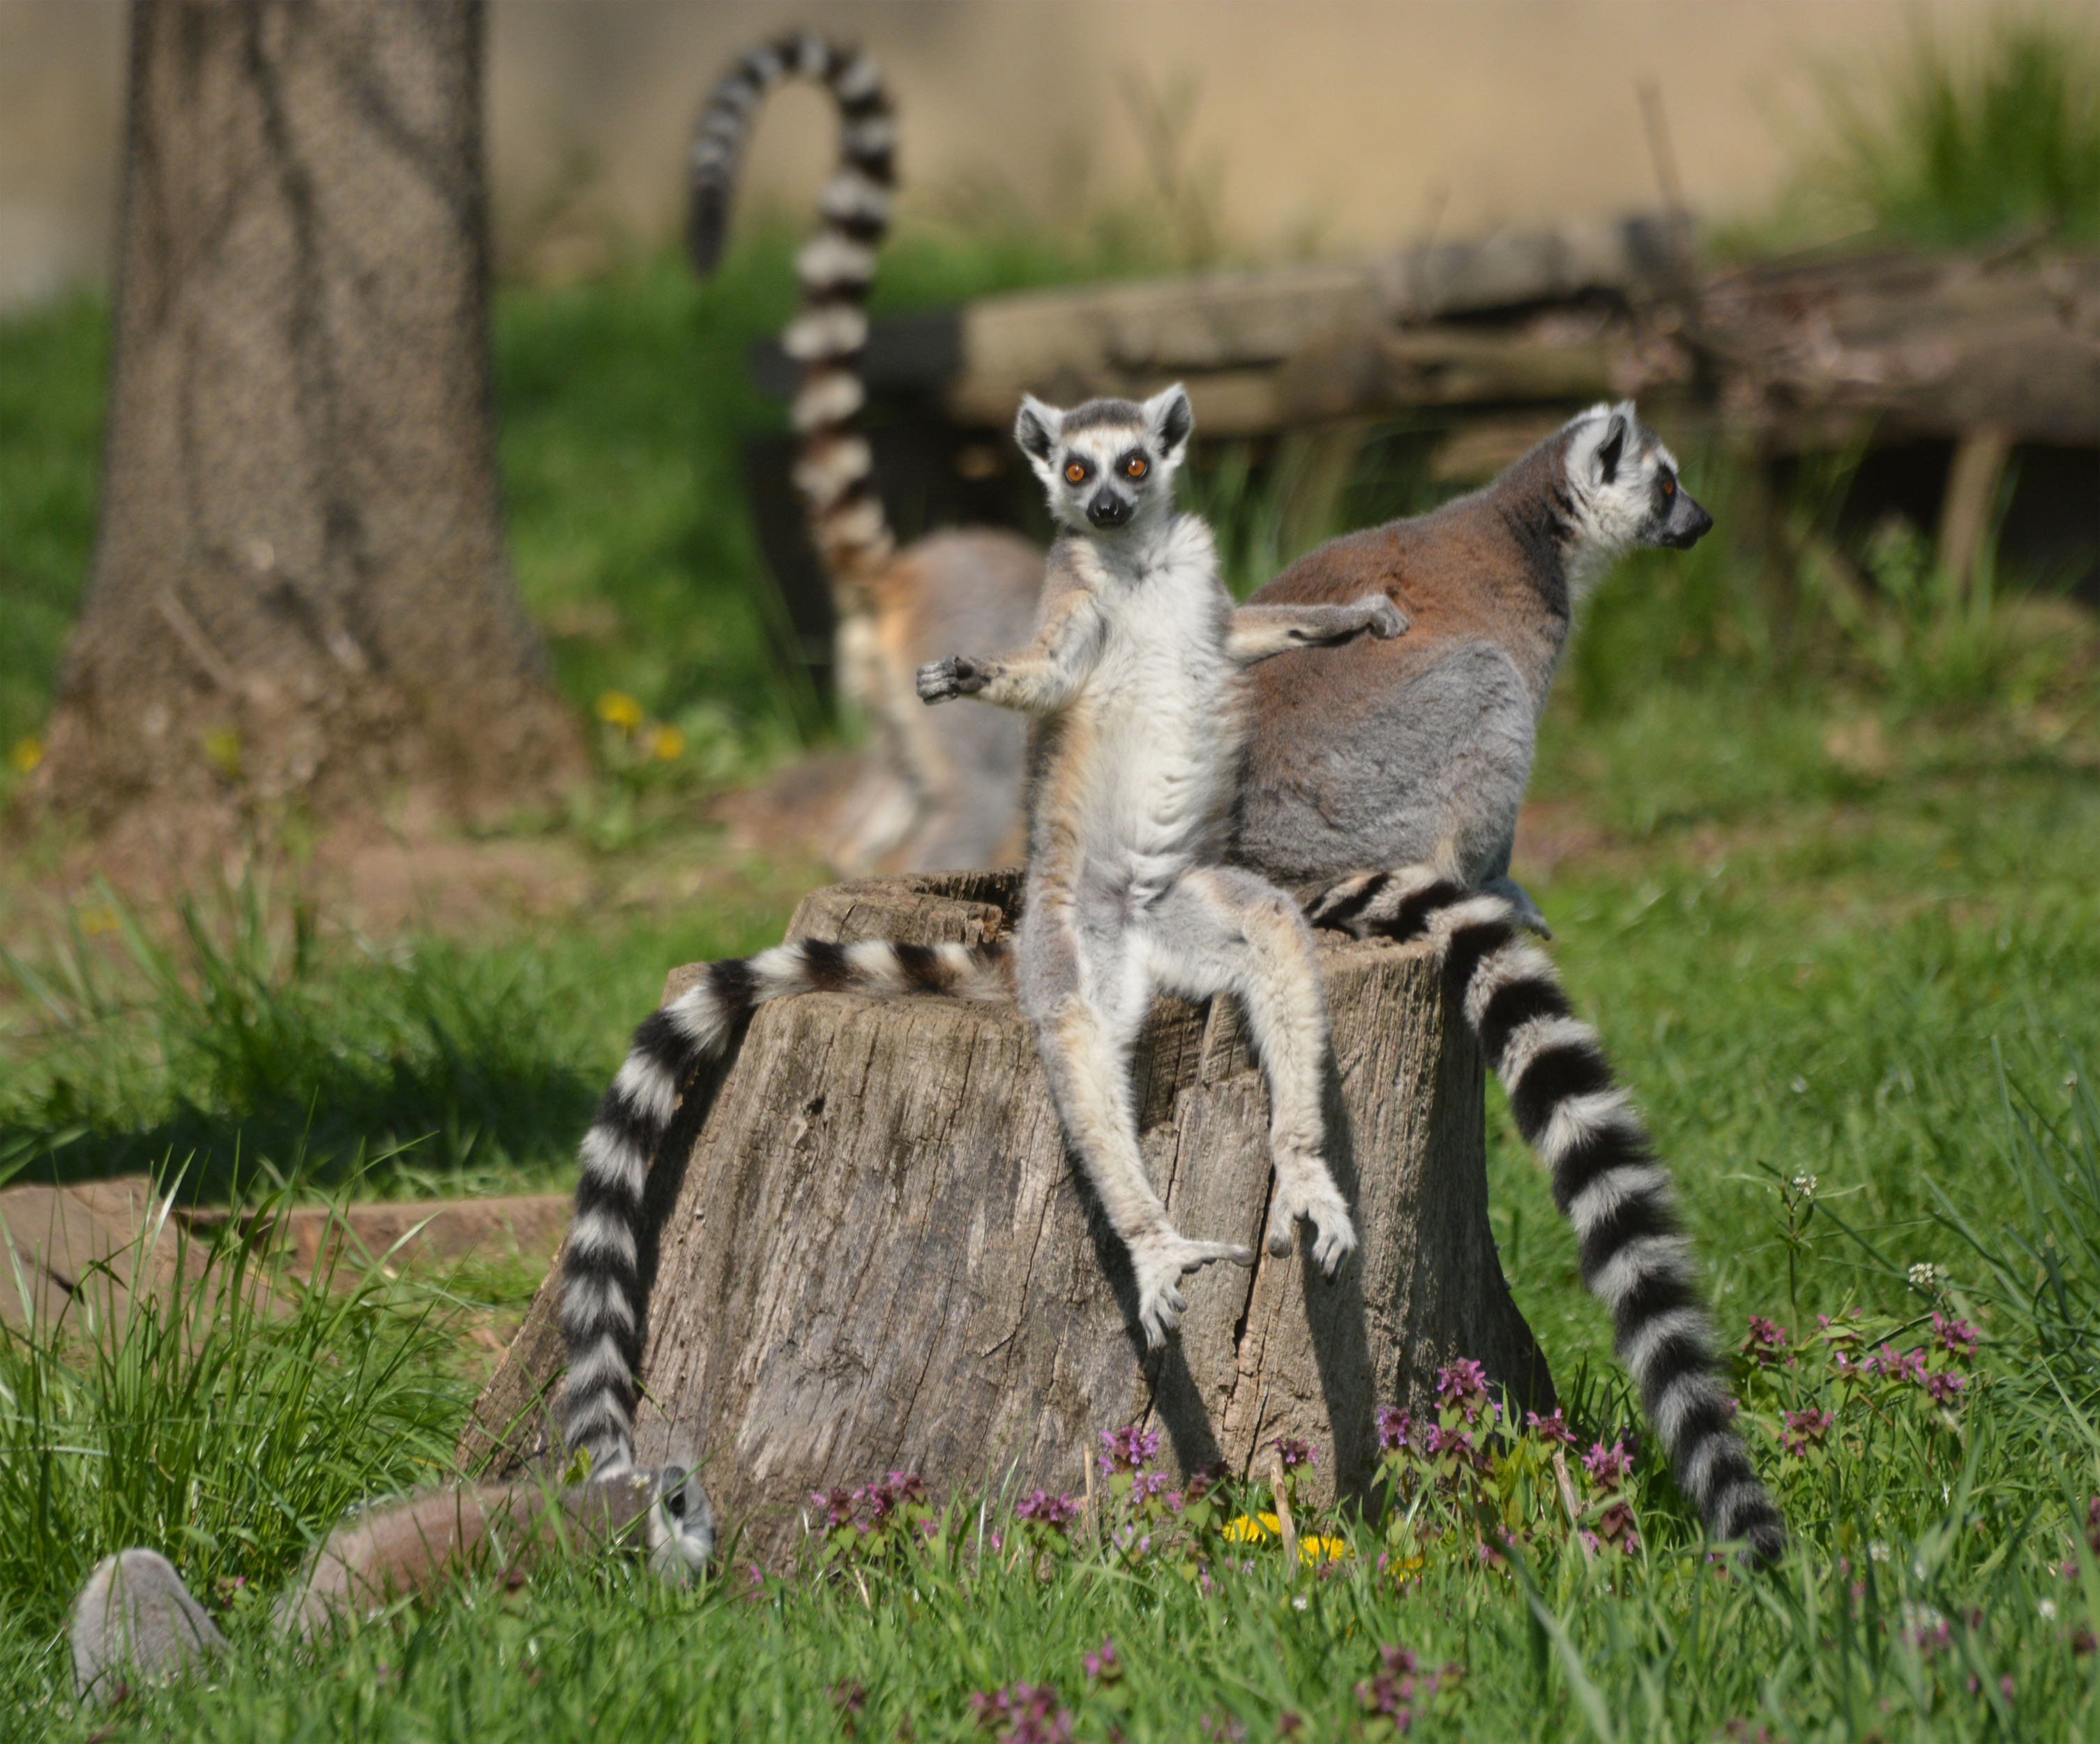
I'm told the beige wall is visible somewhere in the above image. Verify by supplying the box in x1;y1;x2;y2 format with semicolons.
0;0;2018;308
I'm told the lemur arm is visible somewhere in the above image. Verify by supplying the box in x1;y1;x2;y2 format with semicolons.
1225;594;1408;666
916;560;1106;717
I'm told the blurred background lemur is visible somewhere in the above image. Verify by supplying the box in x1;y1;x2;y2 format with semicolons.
690;29;1041;873
687;31;1779;1560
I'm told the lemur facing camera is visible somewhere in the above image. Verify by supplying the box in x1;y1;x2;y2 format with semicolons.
919;385;1405;1331
560;386;1401;1468
69;1463;712;1701
690;29;1041;872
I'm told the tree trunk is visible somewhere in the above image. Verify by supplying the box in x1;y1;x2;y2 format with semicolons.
466;873;1552;1568
31;0;582;844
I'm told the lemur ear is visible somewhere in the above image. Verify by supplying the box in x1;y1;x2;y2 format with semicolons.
1015;395;1062;464
1143;383;1194;463
1594;412;1629;486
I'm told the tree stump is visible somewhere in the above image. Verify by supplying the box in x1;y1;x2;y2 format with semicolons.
465;872;1552;1565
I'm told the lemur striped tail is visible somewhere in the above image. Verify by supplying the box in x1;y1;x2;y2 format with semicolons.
1305;867;1788;1564
561;937;1011;1473
688;29;898;586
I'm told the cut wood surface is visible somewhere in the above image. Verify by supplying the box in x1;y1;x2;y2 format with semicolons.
465;873;1550;1566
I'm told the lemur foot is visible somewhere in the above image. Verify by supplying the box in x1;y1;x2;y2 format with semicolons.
916;654;992;704
1483;875;1552;940
1359;595;1410;639
1264;1171;1359;1277
1129;1233;1255;1350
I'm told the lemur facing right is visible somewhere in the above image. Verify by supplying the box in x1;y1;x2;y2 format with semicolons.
1246;405;1786;1564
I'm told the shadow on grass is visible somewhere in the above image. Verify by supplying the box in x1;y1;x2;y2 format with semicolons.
1;881;604;1201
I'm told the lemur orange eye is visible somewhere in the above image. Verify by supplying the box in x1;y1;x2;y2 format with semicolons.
1126;456;1147;479
1661;474;1677;498
1065;462;1086;485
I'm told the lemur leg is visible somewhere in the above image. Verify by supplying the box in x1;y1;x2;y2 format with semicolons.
1145;868;1357;1276
1019;909;1253;1348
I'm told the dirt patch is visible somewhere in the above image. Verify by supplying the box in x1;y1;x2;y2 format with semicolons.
0;1175;568;1334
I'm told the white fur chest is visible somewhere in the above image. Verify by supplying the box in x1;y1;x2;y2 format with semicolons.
1060;518;1239;878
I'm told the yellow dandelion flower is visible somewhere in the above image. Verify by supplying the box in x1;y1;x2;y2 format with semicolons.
8;736;43;774
596;691;643;731
1222;1512;1281;1543
1299;1535;1354;1567
649;724;685;760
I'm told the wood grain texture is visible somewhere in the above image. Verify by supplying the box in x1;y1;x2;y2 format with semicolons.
464;872;1550;1564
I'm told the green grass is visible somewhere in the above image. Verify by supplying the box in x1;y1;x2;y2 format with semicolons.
1814;12;2100;250
0;866;803;1197
6;158;2100;1744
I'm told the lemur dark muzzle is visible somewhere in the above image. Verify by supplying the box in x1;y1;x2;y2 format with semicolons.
1087;490;1132;528
1660;495;1714;549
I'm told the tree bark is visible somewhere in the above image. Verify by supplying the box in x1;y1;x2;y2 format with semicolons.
466;873;1552;1568
32;0;582;843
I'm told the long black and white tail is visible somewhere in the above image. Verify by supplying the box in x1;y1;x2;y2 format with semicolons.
561;937;1010;1473
688;29;897;587
1306;866;1788;1563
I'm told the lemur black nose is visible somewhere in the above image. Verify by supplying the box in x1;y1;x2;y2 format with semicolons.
1663;497;1713;555
1087;490;1131;527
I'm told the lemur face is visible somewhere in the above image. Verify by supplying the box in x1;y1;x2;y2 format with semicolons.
645;1459;716;1584
1564;400;1714;559
1015;385;1193;535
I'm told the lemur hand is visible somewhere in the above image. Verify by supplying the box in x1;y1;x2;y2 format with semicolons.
916;655;992;704
1359;595;1410;639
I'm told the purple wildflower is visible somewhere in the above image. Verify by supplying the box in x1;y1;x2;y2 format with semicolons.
1015;1490;1080;1534
811;1487;856;1531
1098;1424;1162;1475
1436;1358;1495;1425
969;1683;1074;1743
1356;1645;1463;1731
1375;1406;1414;1452
1921;1369;1967;1406
1742;1316;1790;1365
1932;1312;1979;1360
1082;1637;1121;1684
1422;1422;1488;1471
1592;1500;1640;1552
1272;1436;1318;1472
1781;1408;1835;1456
1582;1441;1634;1490
1869;1344;1928;1385
1525;1408;1577;1447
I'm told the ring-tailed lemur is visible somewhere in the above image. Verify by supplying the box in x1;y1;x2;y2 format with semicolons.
560;385;1403;1468
1232;403;1785;1563
563;393;1787;1561
70;1463;711;1699
690;29;1042;873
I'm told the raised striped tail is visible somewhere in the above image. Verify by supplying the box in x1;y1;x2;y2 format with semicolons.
688;29;897;585
1306;867;1788;1564
561;936;1011;1472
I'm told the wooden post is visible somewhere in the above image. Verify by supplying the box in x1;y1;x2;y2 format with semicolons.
1937;426;2014;601
464;873;1551;1567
